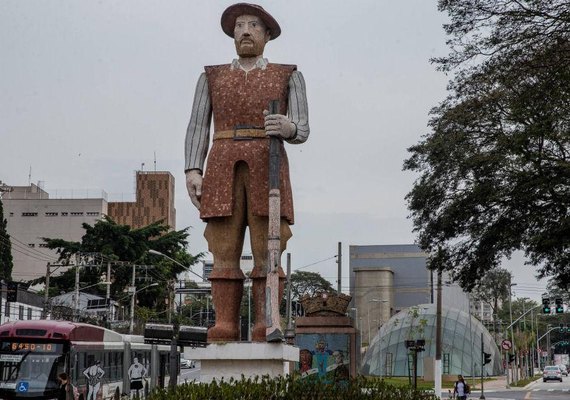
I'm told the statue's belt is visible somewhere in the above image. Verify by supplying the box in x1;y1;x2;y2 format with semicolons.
213;127;268;141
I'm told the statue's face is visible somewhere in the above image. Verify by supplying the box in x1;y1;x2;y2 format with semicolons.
234;15;270;57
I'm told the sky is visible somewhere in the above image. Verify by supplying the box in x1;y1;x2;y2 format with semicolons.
0;0;547;301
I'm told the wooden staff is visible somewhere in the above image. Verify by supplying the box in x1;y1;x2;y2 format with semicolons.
266;99;283;342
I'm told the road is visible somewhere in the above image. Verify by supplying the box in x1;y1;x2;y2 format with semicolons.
439;377;570;399
179;361;201;384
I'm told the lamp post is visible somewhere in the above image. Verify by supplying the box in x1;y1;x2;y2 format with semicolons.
129;283;158;334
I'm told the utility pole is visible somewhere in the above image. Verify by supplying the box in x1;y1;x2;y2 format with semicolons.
74;254;80;322
480;332;486;400
129;264;136;334
106;261;111;323
336;242;342;294
43;263;51;319
434;271;442;397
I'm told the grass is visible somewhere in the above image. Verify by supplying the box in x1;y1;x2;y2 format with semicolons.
365;376;498;391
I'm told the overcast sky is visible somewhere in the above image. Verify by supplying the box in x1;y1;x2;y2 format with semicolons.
0;0;546;301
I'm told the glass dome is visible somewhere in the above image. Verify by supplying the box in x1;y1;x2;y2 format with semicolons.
361;303;502;377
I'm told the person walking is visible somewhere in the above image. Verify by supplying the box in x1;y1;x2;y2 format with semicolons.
453;374;469;400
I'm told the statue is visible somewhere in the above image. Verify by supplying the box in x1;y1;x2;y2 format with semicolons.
184;3;310;342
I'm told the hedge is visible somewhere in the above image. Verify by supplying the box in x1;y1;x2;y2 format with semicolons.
147;375;439;400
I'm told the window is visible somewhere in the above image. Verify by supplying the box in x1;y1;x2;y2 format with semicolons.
22;212;38;217
18;306;24;320
61;212;68;216
86;212;100;217
39;243;48;248
70;212;84;216
27;308;32;320
5;302;10;319
28;244;35;248
9;212;13;217
45;212;58;217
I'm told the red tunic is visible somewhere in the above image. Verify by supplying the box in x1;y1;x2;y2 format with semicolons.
199;63;296;224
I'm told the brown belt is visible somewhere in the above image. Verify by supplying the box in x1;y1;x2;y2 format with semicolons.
213;129;268;141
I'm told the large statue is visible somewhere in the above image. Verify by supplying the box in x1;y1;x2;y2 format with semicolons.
184;3;309;342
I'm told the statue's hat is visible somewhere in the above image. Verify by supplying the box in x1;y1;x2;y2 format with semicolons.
221;3;281;40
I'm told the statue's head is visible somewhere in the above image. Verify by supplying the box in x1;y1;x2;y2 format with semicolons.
221;3;281;57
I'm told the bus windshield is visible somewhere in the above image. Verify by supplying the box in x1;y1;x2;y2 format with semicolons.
0;341;65;395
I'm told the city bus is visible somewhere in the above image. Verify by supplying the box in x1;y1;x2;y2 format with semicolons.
0;320;174;400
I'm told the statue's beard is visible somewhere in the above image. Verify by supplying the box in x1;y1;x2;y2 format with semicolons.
235;38;265;57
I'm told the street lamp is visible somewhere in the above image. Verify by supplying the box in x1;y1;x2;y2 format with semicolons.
129;283;158;334
148;250;205;281
367;299;388;345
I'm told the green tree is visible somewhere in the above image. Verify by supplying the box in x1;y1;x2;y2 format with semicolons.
404;1;570;289
471;267;512;327
289;270;335;300
0;199;13;281
39;217;201;316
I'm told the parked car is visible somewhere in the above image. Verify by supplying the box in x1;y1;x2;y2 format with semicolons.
543;365;563;382
180;357;196;369
559;364;568;376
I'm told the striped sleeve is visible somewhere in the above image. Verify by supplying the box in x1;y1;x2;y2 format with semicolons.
286;70;310;144
184;73;212;172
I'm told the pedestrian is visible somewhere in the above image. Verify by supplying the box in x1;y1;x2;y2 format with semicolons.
57;373;71;400
453;374;469;400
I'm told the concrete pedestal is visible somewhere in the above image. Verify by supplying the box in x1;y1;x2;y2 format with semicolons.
186;342;299;383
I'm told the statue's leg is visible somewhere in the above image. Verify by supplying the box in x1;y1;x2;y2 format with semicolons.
204;163;248;342
249;215;291;342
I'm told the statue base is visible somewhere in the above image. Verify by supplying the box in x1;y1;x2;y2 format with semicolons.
185;342;299;383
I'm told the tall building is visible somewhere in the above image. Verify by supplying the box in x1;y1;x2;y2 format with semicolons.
107;171;176;229
2;184;108;281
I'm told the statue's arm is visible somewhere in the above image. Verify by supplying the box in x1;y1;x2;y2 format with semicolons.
286;70;310;144
184;73;212;209
185;72;212;173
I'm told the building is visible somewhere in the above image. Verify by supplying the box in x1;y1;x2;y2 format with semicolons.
2;183;108;281
2;171;176;282
349;244;469;345
107;171;176;229
0;282;44;324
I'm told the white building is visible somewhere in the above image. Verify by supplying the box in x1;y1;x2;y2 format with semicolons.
2;183;107;281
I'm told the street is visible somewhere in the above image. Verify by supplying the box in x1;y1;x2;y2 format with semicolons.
179;361;201;384
438;377;570;400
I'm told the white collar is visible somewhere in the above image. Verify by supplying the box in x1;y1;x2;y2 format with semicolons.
231;58;268;71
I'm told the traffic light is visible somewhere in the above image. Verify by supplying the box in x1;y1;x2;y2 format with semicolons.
6;282;18;302
508;353;516;363
483;351;492;365
543;298;551;314
555;298;564;314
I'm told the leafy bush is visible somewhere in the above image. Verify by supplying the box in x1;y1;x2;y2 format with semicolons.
148;375;438;400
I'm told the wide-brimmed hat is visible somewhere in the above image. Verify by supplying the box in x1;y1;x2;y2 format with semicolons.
221;3;281;40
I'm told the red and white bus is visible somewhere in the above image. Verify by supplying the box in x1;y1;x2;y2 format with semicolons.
0;320;174;400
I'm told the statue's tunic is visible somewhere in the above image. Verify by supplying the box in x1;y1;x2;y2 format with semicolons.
199;63;297;224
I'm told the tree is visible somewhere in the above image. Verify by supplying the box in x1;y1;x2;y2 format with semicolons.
404;1;570;289
471;267;512;323
39;217;201;315
289;270;335;300
0;199;13;281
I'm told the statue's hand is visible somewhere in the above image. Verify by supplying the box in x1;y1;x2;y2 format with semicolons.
264;110;296;140
185;169;202;210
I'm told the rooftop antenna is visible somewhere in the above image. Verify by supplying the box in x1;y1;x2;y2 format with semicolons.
28;166;32;186
141;162;145;171
154;151;157;171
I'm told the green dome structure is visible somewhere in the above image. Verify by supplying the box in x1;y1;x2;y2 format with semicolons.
361;303;502;377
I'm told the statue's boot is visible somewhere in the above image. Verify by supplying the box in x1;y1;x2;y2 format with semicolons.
207;269;245;342
251;267;286;342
